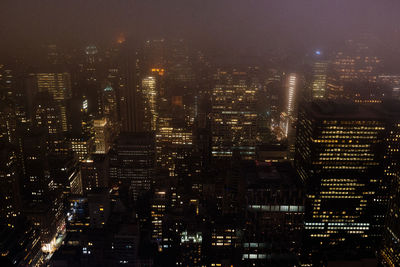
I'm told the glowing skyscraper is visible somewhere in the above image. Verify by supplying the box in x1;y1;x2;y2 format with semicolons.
142;76;158;131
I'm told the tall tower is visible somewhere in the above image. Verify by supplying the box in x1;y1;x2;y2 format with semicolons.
311;60;329;99
119;48;143;133
142;76;158;131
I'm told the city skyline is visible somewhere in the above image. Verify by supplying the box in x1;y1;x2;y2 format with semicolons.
1;1;400;267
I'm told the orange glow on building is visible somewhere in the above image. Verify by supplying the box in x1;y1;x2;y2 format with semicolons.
117;33;125;44
171;96;183;107
151;68;165;76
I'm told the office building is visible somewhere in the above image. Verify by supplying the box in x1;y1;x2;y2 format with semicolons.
0;144;20;225
210;70;258;159
295;101;400;262
36;72;72;132
311;60;329;99
93;118;111;154
142;76;158;131
109;132;156;201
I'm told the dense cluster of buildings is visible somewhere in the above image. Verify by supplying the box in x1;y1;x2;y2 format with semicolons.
0;36;400;267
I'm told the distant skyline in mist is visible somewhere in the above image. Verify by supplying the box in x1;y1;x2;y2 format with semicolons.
1;0;400;60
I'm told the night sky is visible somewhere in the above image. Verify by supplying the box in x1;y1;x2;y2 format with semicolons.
1;0;399;59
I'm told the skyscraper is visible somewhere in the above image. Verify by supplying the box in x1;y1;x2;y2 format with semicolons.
18;128;49;204
109;132;156;201
283;73;298;138
93;118;111;154
295;101;400;263
311;60;329;99
36;72;72;132
0;143;20;225
210;70;258;159
142;76;158;131
379;112;400;266
119;49;143;133
333;40;381;84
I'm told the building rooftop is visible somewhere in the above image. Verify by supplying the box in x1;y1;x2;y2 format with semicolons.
308;100;400;120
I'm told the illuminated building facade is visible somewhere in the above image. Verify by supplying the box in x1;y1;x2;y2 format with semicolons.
380;119;400;266
156;122;193;177
36;72;71;132
208;219;241;266
326;75;345;100
311;61;329;99
332;40;381;84
211;70;258;159
93;118;111;154
282;73;298;138
69;134;94;161
179;230;203;266
295;101;400;261
287;74;297;117
151;189;167;251
378;74;400;100
84;45;98;82
142;76;158;131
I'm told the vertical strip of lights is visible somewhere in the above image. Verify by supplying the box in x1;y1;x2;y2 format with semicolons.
286;73;297;137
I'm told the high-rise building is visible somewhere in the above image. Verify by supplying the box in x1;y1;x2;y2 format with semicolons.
93;118;111;154
156;119;193;177
142;76;158;131
244;162;304;266
0;143;20;225
282;73;298;138
36;72;72;132
34;91;65;152
0;218;43;266
378;74;400;100
295;101;400;262
109;132;156;201
151;189;167;250
68;133;94;161
81;154;109;193
0;99;17;144
88;188;110;229
119;49;143;133
311;60;329;99
210;70;258;159
48;153;82;196
379;113;400;266
332;40;381;84
18;128;49;204
101;83;118;125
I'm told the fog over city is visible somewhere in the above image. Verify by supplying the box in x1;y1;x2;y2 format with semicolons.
2;1;400;267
